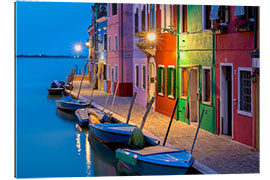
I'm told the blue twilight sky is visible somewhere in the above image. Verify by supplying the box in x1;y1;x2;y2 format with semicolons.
16;1;93;56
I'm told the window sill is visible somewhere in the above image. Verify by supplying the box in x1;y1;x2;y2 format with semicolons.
202;101;212;106
158;92;164;97
168;95;175;99
180;96;187;100
237;110;253;117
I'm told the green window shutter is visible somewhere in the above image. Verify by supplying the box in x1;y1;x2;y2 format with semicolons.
157;67;161;93
166;67;171;96
172;68;175;98
162;67;165;95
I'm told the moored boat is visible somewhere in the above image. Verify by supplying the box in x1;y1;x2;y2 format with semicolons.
56;96;92;111
47;80;65;94
115;146;194;175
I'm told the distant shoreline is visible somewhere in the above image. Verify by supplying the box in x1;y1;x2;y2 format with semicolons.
16;55;88;59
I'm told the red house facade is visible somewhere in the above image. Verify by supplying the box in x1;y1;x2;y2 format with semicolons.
154;4;177;117
215;6;259;148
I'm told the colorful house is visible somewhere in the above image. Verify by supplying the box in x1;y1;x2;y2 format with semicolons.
95;3;108;92
88;6;96;85
214;5;259;148
176;5;216;134
154;4;177;117
106;3;133;96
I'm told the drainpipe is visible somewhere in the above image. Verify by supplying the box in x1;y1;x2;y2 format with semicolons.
121;4;124;96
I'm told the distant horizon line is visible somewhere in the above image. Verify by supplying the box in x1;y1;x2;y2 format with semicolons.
16;54;88;58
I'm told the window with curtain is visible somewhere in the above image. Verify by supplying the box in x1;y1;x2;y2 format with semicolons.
204;5;212;29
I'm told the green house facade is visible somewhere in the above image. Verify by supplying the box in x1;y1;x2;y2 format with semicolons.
176;5;216;134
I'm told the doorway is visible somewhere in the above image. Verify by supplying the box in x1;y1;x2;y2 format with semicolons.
148;57;156;108
220;64;233;136
189;68;199;123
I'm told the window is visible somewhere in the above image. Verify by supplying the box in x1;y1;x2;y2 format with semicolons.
217;6;230;23
114;35;117;50
135;8;139;33
142;5;146;31
114;65;118;82
108;65;110;80
162;5;173;30
141;65;146;89
157;65;165;96
98;34;101;51
112;3;117;15
150;4;155;29
91;35;94;48
107;3;110;17
238;68;252;115
108;36;111;51
167;66;175;99
181;67;188;98
202;67;212;104
204;5;212;30
240;6;255;20
103;64;107;80
135;65;139;88
182;5;188;32
104;34;107;51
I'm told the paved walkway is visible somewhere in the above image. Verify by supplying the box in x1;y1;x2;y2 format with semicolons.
71;80;259;174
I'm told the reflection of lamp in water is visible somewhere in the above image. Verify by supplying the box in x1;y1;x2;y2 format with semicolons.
85;134;91;176
76;133;81;155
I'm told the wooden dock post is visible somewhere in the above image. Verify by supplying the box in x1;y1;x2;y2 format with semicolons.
111;81;119;108
126;92;137;124
140;97;155;130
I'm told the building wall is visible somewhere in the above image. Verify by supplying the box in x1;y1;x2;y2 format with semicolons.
132;4;148;107
177;5;216;134
155;4;177;117
216;6;255;147
107;3;133;96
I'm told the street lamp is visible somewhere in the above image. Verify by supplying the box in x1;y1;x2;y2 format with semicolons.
147;33;156;41
74;44;82;52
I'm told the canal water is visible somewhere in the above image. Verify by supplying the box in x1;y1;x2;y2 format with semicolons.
15;57;200;178
15;57;135;178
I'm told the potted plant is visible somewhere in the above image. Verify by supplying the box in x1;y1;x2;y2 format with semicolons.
211;22;227;34
233;17;254;32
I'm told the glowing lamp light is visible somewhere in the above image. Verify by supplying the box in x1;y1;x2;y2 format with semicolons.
147;33;156;41
74;44;82;52
85;42;90;47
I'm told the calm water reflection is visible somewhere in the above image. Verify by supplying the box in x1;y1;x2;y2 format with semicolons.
15;57;134;178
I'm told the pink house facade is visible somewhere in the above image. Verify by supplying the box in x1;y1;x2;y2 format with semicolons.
106;3;133;96
132;4;148;107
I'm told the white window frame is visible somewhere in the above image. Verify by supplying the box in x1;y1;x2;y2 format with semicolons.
114;65;118;82
141;64;146;90
167;65;175;99
108;65;111;80
114;34;117;51
135;64;139;88
202;66;212;105
108;36;111;51
158;64;165;96
237;67;253;117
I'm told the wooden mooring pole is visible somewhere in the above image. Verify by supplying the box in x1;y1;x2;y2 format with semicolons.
140;97;155;130
126;92;137;124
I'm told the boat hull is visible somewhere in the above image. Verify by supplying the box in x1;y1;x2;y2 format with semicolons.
47;88;64;94
56;100;90;111
116;146;194;175
89;124;136;144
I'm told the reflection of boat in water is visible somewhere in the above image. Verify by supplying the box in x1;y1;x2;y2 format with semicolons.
88;133;136;176
56;108;78;122
47;94;63;99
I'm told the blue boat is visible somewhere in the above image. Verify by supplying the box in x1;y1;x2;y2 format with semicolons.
88;97;156;145
115;146;194;175
75;108;108;127
56;96;92;111
47;80;65;94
